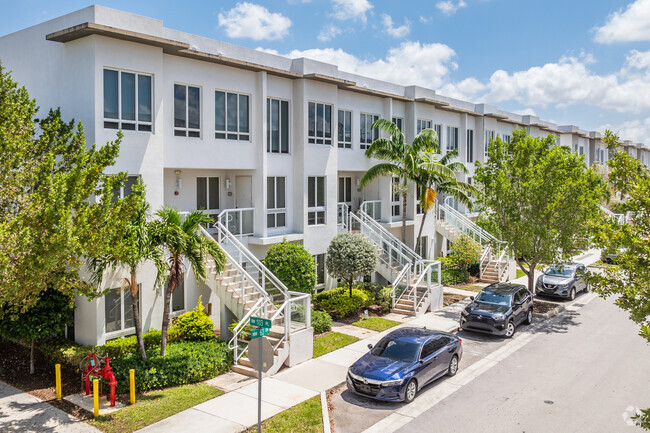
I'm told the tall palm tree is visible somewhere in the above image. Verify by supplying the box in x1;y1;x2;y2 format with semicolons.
360;119;455;243
414;148;478;255
87;181;166;359
149;207;226;356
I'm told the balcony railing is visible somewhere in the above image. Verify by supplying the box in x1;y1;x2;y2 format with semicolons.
219;208;254;236
361;200;381;221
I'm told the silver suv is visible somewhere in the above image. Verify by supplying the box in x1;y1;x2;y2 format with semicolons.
536;263;588;300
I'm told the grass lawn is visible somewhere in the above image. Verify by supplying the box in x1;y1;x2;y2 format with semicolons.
87;383;223;433
313;332;359;358
516;269;526;279
453;283;484;292
352;317;400;332
245;395;323;433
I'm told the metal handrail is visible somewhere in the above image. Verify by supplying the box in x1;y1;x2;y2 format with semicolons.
228;297;265;364
479;245;491;279
218;208;255;236
350;212;413;267
358;206;421;263
360;200;382;221
495;249;508;282
413;262;441;312
391;265;411;307
599;205;625;224
337;202;349;228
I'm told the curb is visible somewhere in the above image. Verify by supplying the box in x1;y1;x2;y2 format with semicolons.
533;304;565;320
321;391;331;433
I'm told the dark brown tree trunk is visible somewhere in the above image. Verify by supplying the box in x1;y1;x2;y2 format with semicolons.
349;279;353;298
401;190;407;244
29;340;34;374
130;270;146;359
415;212;428;257
528;262;537;295
160;260;179;356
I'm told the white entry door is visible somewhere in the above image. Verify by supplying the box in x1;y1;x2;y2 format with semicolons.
235;176;252;208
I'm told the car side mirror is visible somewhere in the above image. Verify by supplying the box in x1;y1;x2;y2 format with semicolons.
470;296;475;301
367;344;373;350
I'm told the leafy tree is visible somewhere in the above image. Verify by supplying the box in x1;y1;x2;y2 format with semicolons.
447;233;481;271
263;241;317;294
326;233;377;297
86;181;165;359
474;129;606;293
360;119;454;242
149;208;226;356
0;287;74;374
0;64;132;315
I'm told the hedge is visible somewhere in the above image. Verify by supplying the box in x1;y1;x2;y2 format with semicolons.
313;288;373;319
441;269;470;285
311;310;332;334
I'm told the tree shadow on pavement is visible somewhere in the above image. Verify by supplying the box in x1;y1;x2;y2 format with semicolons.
536;310;582;335
0;400;89;433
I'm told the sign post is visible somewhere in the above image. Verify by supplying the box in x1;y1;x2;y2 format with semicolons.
249;316;272;433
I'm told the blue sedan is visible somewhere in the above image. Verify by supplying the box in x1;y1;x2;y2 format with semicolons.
346;327;463;403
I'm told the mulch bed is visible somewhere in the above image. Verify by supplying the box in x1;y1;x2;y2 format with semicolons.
443;293;468;307
533;300;559;315
335;305;388;325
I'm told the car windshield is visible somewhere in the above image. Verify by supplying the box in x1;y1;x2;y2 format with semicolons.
545;266;574;277
371;337;420;363
475;290;512;306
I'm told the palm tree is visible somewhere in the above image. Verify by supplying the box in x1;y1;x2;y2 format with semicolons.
149;207;226;356
360;119;455;243
414;148;478;255
87;181;165;359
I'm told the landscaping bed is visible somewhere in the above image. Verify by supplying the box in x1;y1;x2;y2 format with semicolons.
534;299;560;315
443;293;468;307
313;332;359;358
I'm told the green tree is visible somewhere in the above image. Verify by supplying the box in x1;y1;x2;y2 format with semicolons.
0;64;131;315
86;181;166;359
447;233;481;271
474;129;605;293
360;119;454;242
0;287;74;374
263;241;317;294
326;233;377;297
149;208;226;356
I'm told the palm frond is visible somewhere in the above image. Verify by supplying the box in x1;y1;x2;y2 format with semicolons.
412;128;439;152
364;138;402;162
371;118;404;144
418;161;456;180
360;163;401;188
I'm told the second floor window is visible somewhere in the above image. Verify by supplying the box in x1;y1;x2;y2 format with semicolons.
174;84;200;137
392;177;401;217
434;124;442;143
215;91;249;140
104;69;152;132
392;117;403;132
314;254;326;287
467;129;474;163
338;177;352;204
338;109;352;149
503;134;512;144
267;98;289;154
360;113;379;150
267;177;286;228
309;102;332;145
307;176;326;225
485;130;495;157
446;126;459;152
111;175;141;203
416;184;424;215
197;177;219;211
417;119;432;134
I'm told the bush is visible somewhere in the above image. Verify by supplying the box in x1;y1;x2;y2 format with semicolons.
313;288;373;319
264;241;317;294
376;287;393;312
227;320;254;341
38;338;94;370
170;297;214;342
447;234;481;271
103;329;162;359
441;269;470;286
110;339;232;394
311;310;332;334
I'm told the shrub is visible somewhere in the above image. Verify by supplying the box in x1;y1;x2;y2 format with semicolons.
313;288;373;319
110;339;232;394
376;287;393;312
263;241;317;294
326;234;377;297
102;329;163;359
170;297;215;342
227;320;254;341
441;269;470;285
447;234;481;271
311;310;332;334
38;338;94;370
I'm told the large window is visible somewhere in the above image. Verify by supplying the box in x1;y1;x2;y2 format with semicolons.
446;126;459;152
360;113;379;150
267;177;286;228
104;69;152;132
417;119;432;134
503;134;511;144
314;254;326;288
215;90;249;141
197;177;220;212
105;288;134;334
416;184;424;215
338;177;352;204
309;102;332;145
485;130;495;157
434;124;442;142
417;235;428;259
392;177;401;217
111;175;140;202
338;109;352;149
174;84;201;137
392;117;403;132
307;176;326;225
467;130;474;163
172;277;185;313
267;98;289;154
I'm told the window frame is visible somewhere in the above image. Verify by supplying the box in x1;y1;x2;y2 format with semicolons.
104;287;136;336
314;254;326;289
467;129;474;163
214;89;250;141
174;83;201;138
446;126;459;152
360;113;379;150
391;176;401;217
417;119;432;134
485;130;495;157
338;176;352;205
434;124;442;143
111;175;141;202
338;109;353;149
307;176;326;226
103;68;153;132
267;176;287;229
196;176;220;215
308;101;333;145
267;97;290;154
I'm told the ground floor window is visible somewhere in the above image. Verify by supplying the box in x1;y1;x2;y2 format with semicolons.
166;276;186;313
314;254;326;290
105;288;134;334
417;236;428;259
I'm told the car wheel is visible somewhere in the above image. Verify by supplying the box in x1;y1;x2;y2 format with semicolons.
524;307;533;325
447;355;459;377
569;287;576;301
404;379;417;404
505;320;516;338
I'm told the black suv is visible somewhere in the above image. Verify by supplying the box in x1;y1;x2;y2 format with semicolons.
459;283;533;338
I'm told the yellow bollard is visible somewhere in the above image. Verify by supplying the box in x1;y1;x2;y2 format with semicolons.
93;378;99;418
129;369;135;405
55;364;61;400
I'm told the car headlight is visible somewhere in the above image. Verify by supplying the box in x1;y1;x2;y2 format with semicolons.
381;378;404;387
461;309;469;317
492;313;506;321
536;279;542;287
348;370;362;381
558;284;569;289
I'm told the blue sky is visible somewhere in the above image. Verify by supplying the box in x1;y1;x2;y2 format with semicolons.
2;0;650;142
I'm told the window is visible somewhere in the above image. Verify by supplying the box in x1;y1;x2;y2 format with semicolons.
360;113;379;149
314;254;325;287
417;235;428;259
416;184;424;215
215;91;249;140
503;134;511;144
104;69;152;132
467;177;472;185
392;117;403;132
485;130;495;157
338;109;352;148
467;129;474;163
105;288;134;333
197;177;220;212
307;176;326;225
338;177;352;204
174;84;200;137
446;126;459;152
309;102;332;145
417;119;432;134
391;177;401;217
111;175;140;203
172;277;185;313
434;124;442;142
267;98;289;154
267;177;286;228
579;145;584;156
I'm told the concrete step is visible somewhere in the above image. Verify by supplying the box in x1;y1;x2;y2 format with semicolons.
390;306;417;316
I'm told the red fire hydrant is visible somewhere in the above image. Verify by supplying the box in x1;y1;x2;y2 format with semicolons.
82;353;118;407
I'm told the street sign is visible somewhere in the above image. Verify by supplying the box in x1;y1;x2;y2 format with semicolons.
247;336;274;373
250;316;271;328
250;327;270;339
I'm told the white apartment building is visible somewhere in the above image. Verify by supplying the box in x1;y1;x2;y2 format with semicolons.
1;6;649;350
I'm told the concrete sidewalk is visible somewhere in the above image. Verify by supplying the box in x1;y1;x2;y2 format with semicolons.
0;381;100;433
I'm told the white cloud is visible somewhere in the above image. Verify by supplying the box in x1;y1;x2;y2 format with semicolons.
595;0;650;43
439;78;485;100
436;0;467;16
317;24;342;42
600;117;650;143
381;14;411;38
419;16;432;23
331;0;373;23
513;108;537;116
218;2;291;41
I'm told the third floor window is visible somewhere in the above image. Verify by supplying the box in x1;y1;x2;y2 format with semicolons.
215;91;249;141
360;113;379;150
417;119;432;134
338;109;352;149
174;84;201;137
446;126;459;152
104;69;152;132
467;129;474;163
309;102;332;145
267;98;289;154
